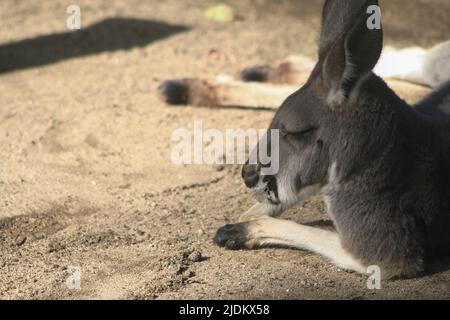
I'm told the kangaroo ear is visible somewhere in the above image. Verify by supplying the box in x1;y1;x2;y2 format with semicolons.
319;0;383;107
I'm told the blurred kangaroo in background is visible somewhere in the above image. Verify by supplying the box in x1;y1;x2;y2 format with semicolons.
160;0;450;279
159;39;450;108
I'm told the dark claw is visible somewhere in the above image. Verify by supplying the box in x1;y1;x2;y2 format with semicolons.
214;223;249;250
239;65;272;82
157;79;189;105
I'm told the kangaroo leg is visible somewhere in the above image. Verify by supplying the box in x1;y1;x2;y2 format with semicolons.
158;77;299;108
240;55;315;84
214;216;367;274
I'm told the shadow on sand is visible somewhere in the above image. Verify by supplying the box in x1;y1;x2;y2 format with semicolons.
0;17;188;74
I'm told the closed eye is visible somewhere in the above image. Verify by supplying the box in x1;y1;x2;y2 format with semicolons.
280;126;317;137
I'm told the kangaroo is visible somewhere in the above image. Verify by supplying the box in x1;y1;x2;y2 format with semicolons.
239;41;450;89
161;0;450;279
158;39;450;108
211;0;450;279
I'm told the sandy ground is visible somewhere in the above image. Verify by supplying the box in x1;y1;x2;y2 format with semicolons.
1;0;450;300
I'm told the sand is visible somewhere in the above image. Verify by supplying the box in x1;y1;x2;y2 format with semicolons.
0;0;449;299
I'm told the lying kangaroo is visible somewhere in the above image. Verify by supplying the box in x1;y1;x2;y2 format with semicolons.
161;0;450;279
159;24;450;109
158;40;450;109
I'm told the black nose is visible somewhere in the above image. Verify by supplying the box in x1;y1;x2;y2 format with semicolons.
242;163;260;188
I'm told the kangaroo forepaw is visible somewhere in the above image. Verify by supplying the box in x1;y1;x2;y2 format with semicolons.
214;223;250;250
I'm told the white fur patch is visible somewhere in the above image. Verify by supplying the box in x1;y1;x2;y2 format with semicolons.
322;162;339;215
327;89;347;108
374;46;427;85
423;41;450;88
328;162;339;182
375;41;450;88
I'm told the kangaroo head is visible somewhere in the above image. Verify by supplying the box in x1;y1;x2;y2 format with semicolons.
243;0;386;208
